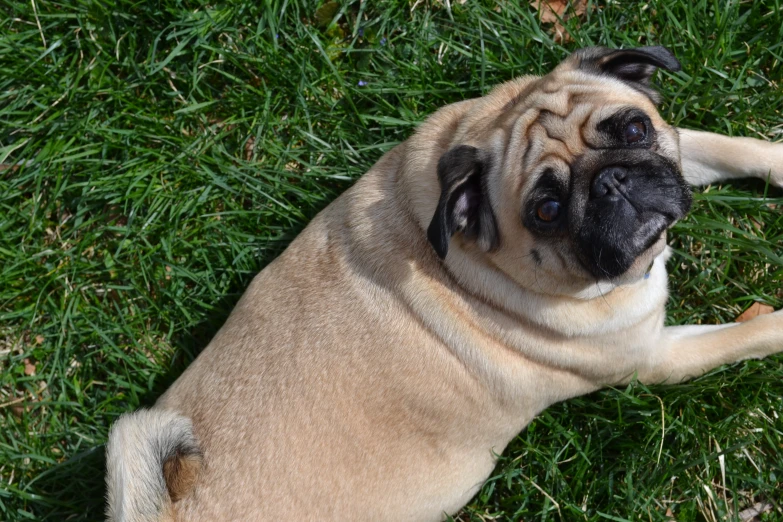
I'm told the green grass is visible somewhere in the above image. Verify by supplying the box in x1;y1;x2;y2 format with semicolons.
1;0;782;520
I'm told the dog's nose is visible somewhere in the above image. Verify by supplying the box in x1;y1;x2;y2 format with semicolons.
591;166;628;199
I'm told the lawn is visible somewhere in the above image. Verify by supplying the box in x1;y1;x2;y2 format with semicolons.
1;0;782;520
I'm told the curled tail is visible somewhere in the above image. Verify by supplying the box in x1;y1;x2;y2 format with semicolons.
106;409;202;522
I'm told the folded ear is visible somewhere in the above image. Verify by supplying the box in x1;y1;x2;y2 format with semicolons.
571;46;681;103
575;46;681;84
426;145;499;259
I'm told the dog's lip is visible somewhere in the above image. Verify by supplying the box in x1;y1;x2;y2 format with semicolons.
594;185;684;227
636;212;670;243
573;209;672;280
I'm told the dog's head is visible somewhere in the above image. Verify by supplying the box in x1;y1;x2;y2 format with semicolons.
426;46;692;290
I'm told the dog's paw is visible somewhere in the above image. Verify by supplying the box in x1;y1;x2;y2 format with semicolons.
765;141;783;188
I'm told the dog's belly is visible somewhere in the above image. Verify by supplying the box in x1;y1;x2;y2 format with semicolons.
165;421;499;522
155;220;526;521
159;351;510;522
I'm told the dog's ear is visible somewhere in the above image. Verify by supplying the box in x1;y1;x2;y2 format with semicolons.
427;145;499;259
575;46;681;85
571;45;682;104
568;46;680;104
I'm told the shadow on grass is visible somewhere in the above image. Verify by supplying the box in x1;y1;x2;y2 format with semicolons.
23;445;108;521
27;270;269;521
23;161;338;522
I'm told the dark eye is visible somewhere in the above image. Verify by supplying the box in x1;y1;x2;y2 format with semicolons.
536;200;561;222
625;121;646;143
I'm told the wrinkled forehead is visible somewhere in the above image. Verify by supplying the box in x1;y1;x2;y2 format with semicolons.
528;71;658;118
495;71;671;189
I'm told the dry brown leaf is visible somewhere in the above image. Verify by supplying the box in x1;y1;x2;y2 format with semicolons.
738;502;772;521
532;0;565;23
736;302;775;322
530;0;589;43
11;404;26;418
532;0;586;23
244;136;256;161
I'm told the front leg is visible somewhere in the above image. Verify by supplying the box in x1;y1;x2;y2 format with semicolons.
678;128;783;187
636;311;783;384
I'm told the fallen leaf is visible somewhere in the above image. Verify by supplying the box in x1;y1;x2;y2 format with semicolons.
736;302;775;322
530;0;589;43
738;502;772;521
532;0;584;23
0;164;20;173
245;136;256;161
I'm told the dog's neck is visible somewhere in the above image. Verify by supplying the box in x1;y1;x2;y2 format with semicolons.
440;243;669;335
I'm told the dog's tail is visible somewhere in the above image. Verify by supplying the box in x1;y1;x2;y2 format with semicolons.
106;409;202;522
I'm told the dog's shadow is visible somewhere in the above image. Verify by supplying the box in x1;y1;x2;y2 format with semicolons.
29;281;261;521
23;443;108;520
28;170;350;521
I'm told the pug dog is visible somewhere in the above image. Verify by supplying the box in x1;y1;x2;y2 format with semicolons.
106;46;783;522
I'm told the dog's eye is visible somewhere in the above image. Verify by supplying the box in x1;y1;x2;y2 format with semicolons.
536;200;561;222
625;121;646;143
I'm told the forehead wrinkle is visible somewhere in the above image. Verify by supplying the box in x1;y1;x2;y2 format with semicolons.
536;122;576;160
517;147;571;201
531;80;607;116
528;89;571;117
559;70;650;99
536;103;593;158
540;72;661;116
488;126;509;197
505;107;542;194
522;124;551;175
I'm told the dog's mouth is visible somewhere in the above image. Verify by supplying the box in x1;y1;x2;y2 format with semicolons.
571;158;692;280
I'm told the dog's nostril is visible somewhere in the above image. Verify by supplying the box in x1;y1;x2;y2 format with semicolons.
591;166;628;199
592;183;609;199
